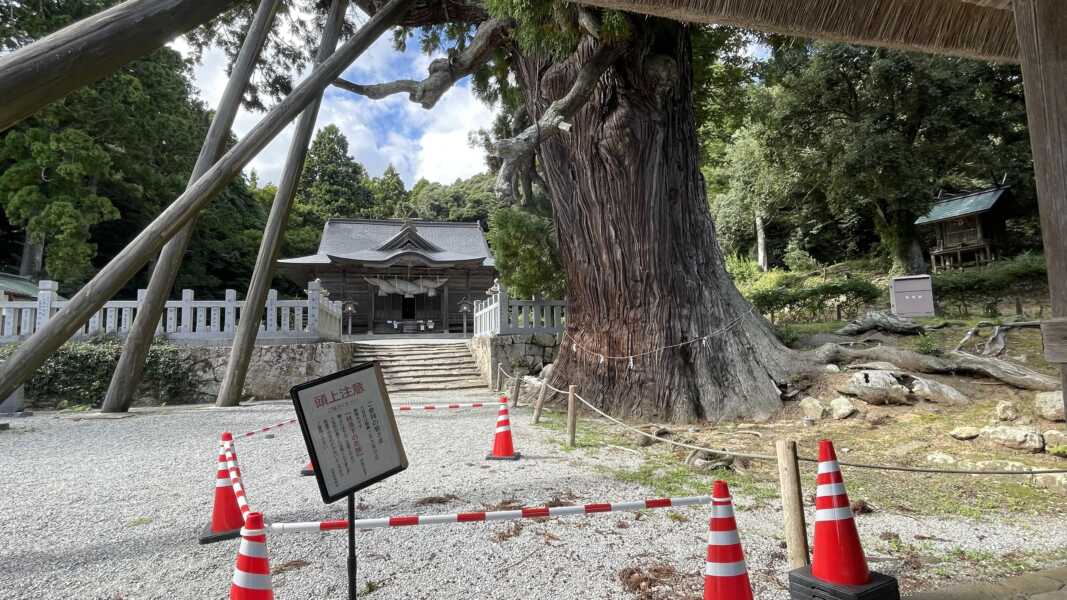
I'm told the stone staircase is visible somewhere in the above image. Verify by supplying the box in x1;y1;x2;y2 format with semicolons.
349;341;486;393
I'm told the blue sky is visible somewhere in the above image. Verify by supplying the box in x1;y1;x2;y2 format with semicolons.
173;12;498;188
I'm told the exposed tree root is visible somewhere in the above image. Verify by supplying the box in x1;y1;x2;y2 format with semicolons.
803;343;1060;391
835;311;925;336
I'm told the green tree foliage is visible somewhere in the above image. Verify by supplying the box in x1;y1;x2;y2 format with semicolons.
370;165;410;218
487;206;566;299
407;173;499;222
710;42;1036;273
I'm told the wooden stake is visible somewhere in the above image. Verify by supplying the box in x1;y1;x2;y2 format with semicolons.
510;375;522;408
101;0;281;414
566;384;577;448
1014;0;1067;420
775;440;809;568
215;0;347;407
495;362;503;392
533;381;547;424
0;0;242;131
0;0;415;403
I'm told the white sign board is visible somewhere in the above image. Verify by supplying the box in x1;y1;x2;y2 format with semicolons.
290;362;408;503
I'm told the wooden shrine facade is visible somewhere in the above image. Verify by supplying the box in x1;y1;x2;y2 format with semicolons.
277;219;496;335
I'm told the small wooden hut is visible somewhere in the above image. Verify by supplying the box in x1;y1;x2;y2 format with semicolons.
916;186;1013;272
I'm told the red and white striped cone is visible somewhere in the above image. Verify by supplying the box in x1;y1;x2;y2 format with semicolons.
300;460;315;477
198;432;244;544
704;480;753;600
486;395;520;460
811;439;870;586
230;512;274;600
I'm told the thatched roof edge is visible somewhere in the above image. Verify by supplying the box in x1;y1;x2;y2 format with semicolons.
571;0;1019;63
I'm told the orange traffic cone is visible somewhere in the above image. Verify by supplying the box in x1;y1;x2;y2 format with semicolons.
703;480;753;600
811;439;870;586
300;461;315;477
199;433;244;544
230;512;274;599
486;395;520;460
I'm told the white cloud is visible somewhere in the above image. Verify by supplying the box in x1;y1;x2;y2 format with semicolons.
171;17;497;189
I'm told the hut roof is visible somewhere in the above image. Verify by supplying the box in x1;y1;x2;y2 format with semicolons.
915;186;1010;225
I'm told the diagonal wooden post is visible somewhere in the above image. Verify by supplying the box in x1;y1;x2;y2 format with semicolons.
0;0;243;132
0;0;414;403
1014;0;1067;420
214;0;347;407
101;0;281;413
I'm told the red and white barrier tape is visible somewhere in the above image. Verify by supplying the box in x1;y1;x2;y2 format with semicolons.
236;418;299;439
394;402;493;412
269;495;711;533
222;441;253;519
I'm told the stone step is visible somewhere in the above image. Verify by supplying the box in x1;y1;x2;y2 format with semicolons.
352;348;470;357
384;373;487;385
351;352;473;363
350;344;468;352
387;380;486;393
375;364;481;375
352;358;477;370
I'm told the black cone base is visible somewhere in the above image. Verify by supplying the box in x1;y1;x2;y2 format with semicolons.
789;567;900;600
485;452;521;461
197;522;241;545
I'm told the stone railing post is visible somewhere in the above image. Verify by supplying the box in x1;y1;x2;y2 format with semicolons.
265;289;278;334
307;280;321;336
35;280;57;333
224;289;237;334
180;289;194;334
497;286;509;334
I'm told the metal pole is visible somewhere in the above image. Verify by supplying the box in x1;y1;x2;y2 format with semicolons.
0;0;415;403
775;440;810;568
348;492;357;599
566;385;577;448
102;0;281;413
215;0;347;407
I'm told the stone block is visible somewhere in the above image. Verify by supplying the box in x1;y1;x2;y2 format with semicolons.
799;397;828;420
1035;391;1065;422
980;425;1044;453
996;400;1020;422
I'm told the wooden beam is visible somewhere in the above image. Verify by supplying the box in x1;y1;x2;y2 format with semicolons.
215;0;348;408
1014;0;1067;417
0;0;241;132
572;0;1019;62
101;0;282;414
0;0;415;404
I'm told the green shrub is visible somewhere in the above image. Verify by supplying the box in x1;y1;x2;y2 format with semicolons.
783;238;821;273
0;338;195;408
746;277;881;323
915;333;942;356
933;253;1047;317
725;254;762;288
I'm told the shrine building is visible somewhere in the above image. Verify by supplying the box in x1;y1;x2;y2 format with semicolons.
276;218;497;334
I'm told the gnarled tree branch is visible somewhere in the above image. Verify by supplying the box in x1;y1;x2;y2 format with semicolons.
332;17;513;109
491;41;627;202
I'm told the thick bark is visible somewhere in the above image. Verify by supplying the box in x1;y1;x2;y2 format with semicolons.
520;23;790;423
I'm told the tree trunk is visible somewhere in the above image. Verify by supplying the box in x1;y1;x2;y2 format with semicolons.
19;231;43;279
517;22;789;423
755;210;768;272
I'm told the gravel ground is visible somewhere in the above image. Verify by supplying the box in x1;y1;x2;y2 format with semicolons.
1;389;1066;600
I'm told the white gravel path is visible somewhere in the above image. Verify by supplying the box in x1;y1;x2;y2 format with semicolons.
1;389;1065;599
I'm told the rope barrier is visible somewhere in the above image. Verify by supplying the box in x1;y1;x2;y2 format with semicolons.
236;418;299;439
542;382;1067;476
395;402;495;412
222;440;253;519
561;306;756;362
268;494;711;533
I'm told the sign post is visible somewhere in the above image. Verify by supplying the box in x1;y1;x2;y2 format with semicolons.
290;361;408;598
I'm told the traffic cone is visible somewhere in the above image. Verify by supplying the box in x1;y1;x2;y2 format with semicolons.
703;480;753;600
199;433;244;544
811;439;870;586
230;511;274;599
300;460;315;477
486;395;520;460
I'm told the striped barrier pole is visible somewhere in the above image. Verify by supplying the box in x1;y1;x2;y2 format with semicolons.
222;440;253;521
269;495;712;533
237;418;299;439
394;402;492;412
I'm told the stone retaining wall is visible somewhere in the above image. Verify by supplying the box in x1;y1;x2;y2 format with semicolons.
469;333;560;390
